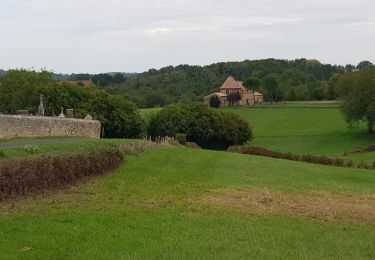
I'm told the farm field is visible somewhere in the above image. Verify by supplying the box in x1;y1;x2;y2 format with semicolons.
141;102;375;159
223;105;375;158
1;147;375;259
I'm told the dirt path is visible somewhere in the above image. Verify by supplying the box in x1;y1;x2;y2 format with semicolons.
200;189;375;225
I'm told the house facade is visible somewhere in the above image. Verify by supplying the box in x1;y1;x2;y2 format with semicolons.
204;76;263;107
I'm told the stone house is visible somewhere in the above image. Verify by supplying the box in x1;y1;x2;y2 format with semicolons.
204;76;263;107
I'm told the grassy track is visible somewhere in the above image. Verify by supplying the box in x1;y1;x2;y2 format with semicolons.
1;147;375;259
0;138;132;158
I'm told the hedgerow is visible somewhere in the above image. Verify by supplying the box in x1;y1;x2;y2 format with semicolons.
0;141;158;201
227;146;375;169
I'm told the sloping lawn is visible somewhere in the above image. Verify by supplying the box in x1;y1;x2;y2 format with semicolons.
226;107;374;156
1;147;375;259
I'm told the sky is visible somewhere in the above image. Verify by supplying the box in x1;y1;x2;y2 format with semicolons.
0;0;374;73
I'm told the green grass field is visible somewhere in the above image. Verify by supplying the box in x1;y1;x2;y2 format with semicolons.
141;102;375;157
224;106;375;158
1;102;374;258
0;138;133;159
1;148;375;259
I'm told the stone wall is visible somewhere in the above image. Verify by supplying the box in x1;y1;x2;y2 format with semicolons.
0;115;101;138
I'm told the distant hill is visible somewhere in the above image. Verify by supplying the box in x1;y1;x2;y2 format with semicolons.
99;58;350;108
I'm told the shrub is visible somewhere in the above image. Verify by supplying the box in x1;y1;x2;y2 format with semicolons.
147;103;252;149
345;160;354;168
176;133;187;145
209;95;221;108
24;145;39;154
231;146;348;168
0;150;5;158
0;144;123;200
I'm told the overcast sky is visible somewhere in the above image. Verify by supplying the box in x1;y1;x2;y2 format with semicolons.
0;0;374;73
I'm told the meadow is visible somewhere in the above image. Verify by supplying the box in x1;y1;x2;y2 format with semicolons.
1;102;375;259
1;148;375;259
223;103;375;165
141;102;375;158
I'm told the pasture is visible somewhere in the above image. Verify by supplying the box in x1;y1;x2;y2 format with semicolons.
224;104;375;160
1;148;375;259
1;102;375;259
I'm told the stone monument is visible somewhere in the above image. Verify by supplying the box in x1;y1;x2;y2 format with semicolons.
38;94;45;116
66;109;74;118
58;106;66;119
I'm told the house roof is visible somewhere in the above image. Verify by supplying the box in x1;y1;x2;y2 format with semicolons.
220;76;247;91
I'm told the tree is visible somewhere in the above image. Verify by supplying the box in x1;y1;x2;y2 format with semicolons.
356;61;374;71
112;73;125;84
91;73;113;87
366;100;375;134
209;95;221;108
148;103;252;149
262;74;279;103
97;94;146;138
335;68;375;133
244;76;261;105
98;59;345;108
0;70;146;138
345;64;356;72
227;92;241;106
0;70;54;114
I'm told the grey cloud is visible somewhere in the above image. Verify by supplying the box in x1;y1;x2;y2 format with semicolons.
0;0;374;73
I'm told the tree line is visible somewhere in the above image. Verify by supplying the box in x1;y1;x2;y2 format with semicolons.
0;70;254;148
95;59;374;108
0;70;145;139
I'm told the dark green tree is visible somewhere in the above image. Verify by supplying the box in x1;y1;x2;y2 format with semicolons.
356;61;374;71
244;76;261;105
209;95;221;108
148;103;252;149
365;99;375;134
335;69;375;133
0;70;54;113
91;73;113;87
112;73;125;84
262;74;279;103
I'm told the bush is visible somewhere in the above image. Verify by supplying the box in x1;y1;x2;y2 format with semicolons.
147;103;252;149
24;145;39;154
176;133;187;145
0;150;5;158
209;95;221;108
0;144;123;201
231;146;350;168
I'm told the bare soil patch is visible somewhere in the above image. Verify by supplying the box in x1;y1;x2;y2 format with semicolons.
200;189;375;225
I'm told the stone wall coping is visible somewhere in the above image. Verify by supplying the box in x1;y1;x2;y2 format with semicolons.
0;114;100;124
